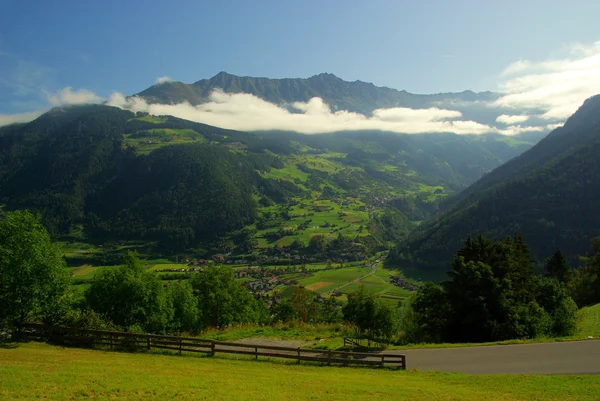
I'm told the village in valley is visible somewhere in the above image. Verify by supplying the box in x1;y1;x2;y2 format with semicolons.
147;243;419;309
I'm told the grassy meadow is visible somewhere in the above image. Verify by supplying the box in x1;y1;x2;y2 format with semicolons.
576;303;600;338
1;343;598;401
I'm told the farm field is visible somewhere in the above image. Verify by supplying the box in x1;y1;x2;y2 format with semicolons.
288;263;413;304
255;196;370;248
296;266;371;294
1;343;598;400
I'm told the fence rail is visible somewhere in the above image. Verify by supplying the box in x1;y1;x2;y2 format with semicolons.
19;323;405;369
343;337;387;349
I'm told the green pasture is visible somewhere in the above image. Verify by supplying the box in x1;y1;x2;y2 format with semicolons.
124;128;205;154
297;266;371;294
131;115;168;124
1;343;598;401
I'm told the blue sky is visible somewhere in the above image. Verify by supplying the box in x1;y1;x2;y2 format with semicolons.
1;0;600;121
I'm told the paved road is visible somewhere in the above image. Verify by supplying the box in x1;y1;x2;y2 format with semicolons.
390;340;600;374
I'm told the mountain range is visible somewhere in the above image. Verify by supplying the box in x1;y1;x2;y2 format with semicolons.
134;72;537;129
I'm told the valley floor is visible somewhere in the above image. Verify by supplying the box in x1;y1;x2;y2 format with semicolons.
1;343;599;400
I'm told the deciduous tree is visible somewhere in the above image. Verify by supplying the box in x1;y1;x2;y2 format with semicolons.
0;210;71;330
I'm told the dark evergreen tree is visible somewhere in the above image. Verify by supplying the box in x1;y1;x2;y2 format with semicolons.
544;250;572;284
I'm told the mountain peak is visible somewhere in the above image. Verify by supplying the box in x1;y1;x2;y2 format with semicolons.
212;71;234;79
309;72;342;81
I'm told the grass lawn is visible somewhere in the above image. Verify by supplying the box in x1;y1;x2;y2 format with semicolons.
1;343;598;400
577;303;600;338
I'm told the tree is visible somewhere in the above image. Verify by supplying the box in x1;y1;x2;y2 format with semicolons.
408;234;578;343
405;282;450;343
319;296;343;323
536;277;577;336
0;210;71;331
443;258;500;342
290;239;305;251
190;265;263;327
545;250;572;284
343;286;398;341
571;237;600;306
271;298;298;322
85;252;173;333
168;281;200;333
309;235;328;252
291;287;313;322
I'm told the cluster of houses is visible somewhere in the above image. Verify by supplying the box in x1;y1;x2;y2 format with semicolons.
154;266;203;273
224;141;246;149
235;266;302;296
390;276;418;291
243;275;280;295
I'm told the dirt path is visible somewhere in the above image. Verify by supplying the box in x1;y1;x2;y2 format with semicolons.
387;340;600;374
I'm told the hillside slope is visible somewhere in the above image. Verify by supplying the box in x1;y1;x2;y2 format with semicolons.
0;105;261;248
392;95;600;274
0;104;540;253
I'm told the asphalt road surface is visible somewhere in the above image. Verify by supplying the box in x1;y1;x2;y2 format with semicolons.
393;340;600;374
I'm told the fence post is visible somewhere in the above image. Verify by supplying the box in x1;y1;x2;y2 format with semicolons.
381;355;385;368
147;336;151;351
401;355;406;370
297;348;301;364
179;338;182;355
211;341;215;356
255;347;258;360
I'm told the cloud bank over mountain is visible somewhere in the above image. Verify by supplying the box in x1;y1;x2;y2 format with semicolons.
106;89;552;135
2;40;600;135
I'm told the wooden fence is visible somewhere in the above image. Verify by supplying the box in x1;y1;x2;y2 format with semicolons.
19;323;406;369
343;337;386;349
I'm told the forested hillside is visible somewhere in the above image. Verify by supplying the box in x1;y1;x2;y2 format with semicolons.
392;95;600;274
0;105;261;250
0;104;538;255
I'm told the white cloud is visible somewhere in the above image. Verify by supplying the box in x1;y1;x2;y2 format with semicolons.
0;86;104;127
496;125;546;136
156;76;173;84
496;114;530;124
500;60;533;77
108;89;498;135
46;87;103;106
495;41;600;120
0;110;44;126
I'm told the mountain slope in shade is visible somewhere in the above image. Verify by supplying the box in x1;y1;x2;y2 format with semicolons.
391;95;600;276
